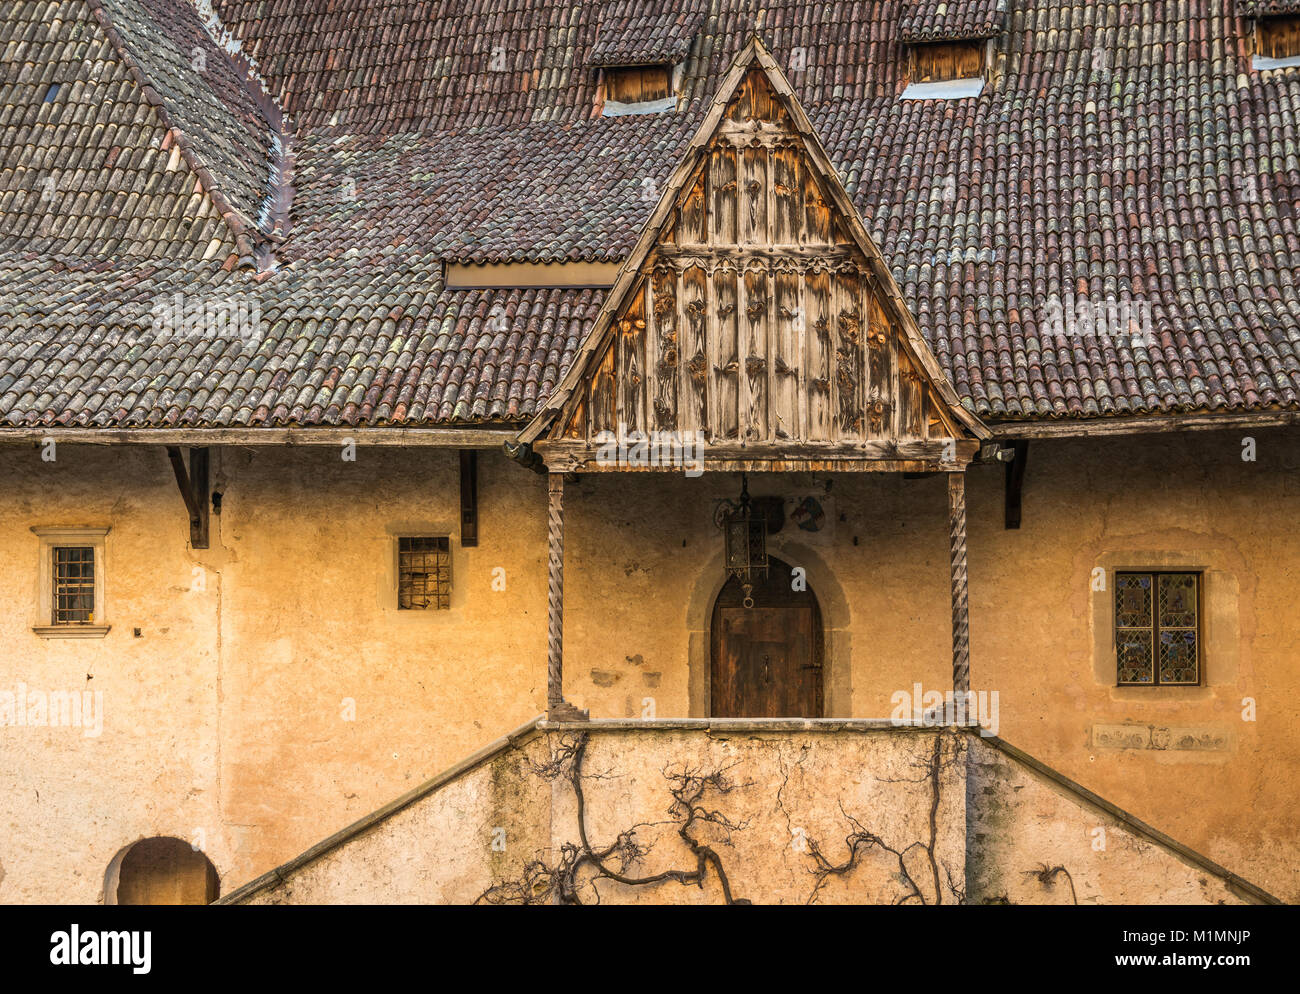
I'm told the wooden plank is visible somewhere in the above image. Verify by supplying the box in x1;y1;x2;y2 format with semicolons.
833;269;865;438
459;448;478;546
710;145;738;245
679;265;709;431
712;267;741;440
802;165;831;244
773;268;802;440
805;270;834;442
986;410;1300;440
899;356;925;439
650;267;679;431
1005;439;1029;529
589;340;616;436
563;397;585;439
772;141;802;244
0;427;521;447
616;283;647;434
653;244;856;264
680;171;709;245
866;291;891;439
539;437;980;465
747;67;774;119
913;41;983;84
743;267;769;441
740;146;769;245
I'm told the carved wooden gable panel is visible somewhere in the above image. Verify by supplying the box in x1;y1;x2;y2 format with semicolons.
531;51;984;471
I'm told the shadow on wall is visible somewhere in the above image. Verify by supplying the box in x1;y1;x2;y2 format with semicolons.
103;837;219;905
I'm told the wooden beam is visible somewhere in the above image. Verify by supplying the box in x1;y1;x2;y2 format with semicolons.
987;410;1300;440
546;473;587;722
0;427;519;448
948;471;970;695
165;446;209;549
1004;440;1029;529
538;437;979;463
459;449;478;547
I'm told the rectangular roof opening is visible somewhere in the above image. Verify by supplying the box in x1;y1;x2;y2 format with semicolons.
901;39;987;100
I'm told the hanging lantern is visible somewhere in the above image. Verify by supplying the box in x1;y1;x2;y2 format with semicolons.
724;475;768;608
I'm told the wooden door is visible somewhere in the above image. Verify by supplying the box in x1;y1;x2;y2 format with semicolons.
710;559;823;717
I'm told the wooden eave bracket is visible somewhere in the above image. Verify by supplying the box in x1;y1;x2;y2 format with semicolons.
166;446;210;549
459;449;478;547
1004;440;1028;529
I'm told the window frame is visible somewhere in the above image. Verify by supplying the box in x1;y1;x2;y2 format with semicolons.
599;63;679;116
396;534;452;611
901;39;989;100
907;39;987;84
1114;570;1203;687
1254;14;1300;69
31;526;111;638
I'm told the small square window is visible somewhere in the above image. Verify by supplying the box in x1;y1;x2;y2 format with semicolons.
53;546;96;623
31;526;110;638
398;536;451;610
1115;572;1201;686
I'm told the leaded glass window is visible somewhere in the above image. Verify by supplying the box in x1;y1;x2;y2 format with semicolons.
1115;571;1200;685
398;536;451;610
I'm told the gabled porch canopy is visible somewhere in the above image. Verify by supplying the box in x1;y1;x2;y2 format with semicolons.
519;36;989;475
515;37;987;720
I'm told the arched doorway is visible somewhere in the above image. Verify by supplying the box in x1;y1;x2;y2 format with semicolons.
709;557;824;717
105;837;219;905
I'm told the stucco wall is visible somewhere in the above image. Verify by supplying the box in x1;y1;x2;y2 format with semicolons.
241;728;552;904
558;430;1300;902
1;428;1297;902
0;444;549;902
230;725;1254;905
966;736;1250;905
236;724;966;905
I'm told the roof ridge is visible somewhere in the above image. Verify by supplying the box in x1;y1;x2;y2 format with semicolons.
193;0;295;265
81;0;295;271
81;0;255;267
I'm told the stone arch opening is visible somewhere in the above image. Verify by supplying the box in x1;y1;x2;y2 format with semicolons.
710;556;824;717
687;539;851;718
104;837;219;905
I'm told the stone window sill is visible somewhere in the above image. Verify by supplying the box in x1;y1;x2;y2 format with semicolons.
32;624;111;639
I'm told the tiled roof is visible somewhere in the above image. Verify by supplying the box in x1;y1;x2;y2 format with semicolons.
0;251;597;426
1;0;240;262
284;114;694;265
1237;1;1300;17
898;1;1007;43
588;0;709;67
88;0;278;237
3;0;1300;428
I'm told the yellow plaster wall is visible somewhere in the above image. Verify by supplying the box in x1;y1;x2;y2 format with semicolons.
0;444;548;902
0;429;1296;902
559;430;1300;901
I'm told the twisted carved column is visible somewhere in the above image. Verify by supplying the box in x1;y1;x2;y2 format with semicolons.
547;472;587;721
948;471;971;695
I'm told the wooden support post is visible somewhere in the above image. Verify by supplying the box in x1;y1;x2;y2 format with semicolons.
547;472;587;721
1004;440;1028;529
166;446;209;549
459;449;478;547
948;471;970;695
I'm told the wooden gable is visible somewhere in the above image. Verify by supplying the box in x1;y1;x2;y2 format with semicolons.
522;38;988;473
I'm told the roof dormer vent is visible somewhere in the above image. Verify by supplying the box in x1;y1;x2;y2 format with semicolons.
898;1;1005;100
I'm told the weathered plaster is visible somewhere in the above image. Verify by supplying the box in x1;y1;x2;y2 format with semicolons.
229;725;1261;905
2;429;1298;902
